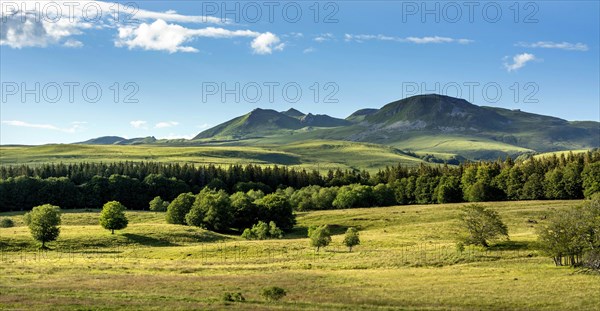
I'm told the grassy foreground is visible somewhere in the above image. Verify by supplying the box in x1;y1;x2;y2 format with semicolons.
1;200;599;310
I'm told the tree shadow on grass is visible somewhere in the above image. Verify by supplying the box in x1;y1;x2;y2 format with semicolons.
284;224;351;240
122;233;177;247
284;226;308;239
488;240;533;251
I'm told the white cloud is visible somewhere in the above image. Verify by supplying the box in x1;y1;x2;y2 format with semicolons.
2;120;84;133
516;41;588;51
0;10;89;48
303;47;316;54
130;120;148;129
314;33;334;42
251;32;285;54
0;1;231;50
133;7;224;24
116;20;282;54
504;53;536;72
406;36;473;44
196;123;211;129
345;34;396;42
285;32;303;38
64;39;83;47
344;34;473;45
155;121;179;128
116;19;202;53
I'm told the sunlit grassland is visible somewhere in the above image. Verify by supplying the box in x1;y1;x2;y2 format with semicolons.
1;200;599;310
0;140;428;172
388;135;533;159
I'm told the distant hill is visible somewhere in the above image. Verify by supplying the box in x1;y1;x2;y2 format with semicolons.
76;94;598;160
191;94;598;158
77;136;126;145
77;136;156;145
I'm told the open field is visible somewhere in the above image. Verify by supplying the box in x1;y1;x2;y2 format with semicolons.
0;140;428;172
1;200;599;310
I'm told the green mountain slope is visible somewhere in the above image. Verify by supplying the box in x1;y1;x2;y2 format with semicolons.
281;108;305;119
77;136;157;145
73;94;598;161
346;108;379;122
194;108;351;140
364;94;509;130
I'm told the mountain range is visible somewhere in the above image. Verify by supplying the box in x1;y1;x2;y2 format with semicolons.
78;94;599;160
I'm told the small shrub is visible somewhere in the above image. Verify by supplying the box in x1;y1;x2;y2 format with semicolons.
455;242;465;253
222;292;245;302
261;286;286;302
0;218;15;228
242;221;284;240
233;292;245;302
222;292;233;302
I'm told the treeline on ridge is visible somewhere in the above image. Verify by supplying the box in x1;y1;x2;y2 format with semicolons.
1;149;599;213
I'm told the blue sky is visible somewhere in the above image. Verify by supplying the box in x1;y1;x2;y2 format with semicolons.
1;1;598;144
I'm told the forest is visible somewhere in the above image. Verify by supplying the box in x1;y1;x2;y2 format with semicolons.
1;150;599;215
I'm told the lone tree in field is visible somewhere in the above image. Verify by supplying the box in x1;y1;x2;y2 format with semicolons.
308;225;331;251
343;227;360;252
99;201;128;234
23;204;61;248
458;204;508;247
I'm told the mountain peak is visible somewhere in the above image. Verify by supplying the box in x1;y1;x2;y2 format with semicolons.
300;113;351;127
282;108;305;118
365;93;509;130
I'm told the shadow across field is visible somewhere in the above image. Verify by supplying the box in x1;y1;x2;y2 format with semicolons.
285;224;351;239
122;233;177;247
488;240;533;251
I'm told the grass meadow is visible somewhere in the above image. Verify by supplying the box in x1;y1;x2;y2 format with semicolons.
1;200;599;310
0;141;428;173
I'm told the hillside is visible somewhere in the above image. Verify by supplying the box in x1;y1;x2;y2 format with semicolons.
62;94;599;162
78;136;157;145
194;108;353;140
192;94;597;159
